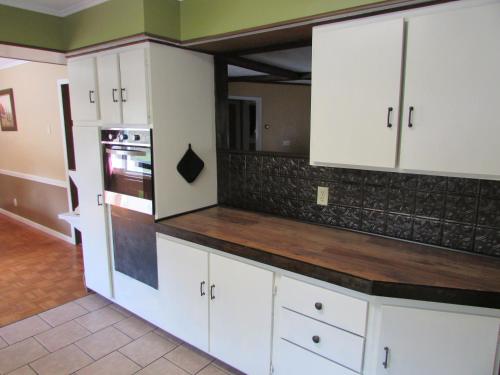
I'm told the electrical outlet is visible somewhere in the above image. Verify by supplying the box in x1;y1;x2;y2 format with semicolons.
13;198;18;207
317;186;329;206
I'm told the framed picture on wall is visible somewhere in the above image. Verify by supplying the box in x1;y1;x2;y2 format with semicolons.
0;88;18;131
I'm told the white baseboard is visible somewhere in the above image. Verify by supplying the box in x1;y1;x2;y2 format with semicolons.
0;208;75;244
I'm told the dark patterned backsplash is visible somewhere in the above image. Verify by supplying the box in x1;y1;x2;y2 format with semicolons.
217;150;500;258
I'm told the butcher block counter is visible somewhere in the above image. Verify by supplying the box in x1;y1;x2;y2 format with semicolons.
156;206;500;309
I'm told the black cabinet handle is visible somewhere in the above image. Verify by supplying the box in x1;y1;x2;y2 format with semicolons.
210;284;215;300
97;194;103;206
408;106;414;128
89;90;95;103
121;88;127;102
112;89;118;103
200;281;206;296
387;107;393;128
315;302;323;311
312;335;320;344
383;346;390;369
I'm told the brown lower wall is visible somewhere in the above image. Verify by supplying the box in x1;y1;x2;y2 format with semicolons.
0;173;71;237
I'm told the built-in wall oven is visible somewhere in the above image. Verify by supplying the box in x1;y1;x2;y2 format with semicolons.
101;128;158;289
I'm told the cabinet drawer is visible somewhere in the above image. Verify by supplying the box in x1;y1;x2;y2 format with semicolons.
279;308;364;373
276;338;358;375
280;276;368;336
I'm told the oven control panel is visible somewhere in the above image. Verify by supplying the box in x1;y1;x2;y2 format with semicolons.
101;128;151;146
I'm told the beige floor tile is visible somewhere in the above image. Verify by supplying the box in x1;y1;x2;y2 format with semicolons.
164;345;213;374
114;316;155;339
74;294;110;311
76;326;131;360
34;321;90;352
75;306;127;332
0;316;51;345
30;344;93;375
108;304;132;318
212;360;245;375
197;364;228;375
154;328;183;346
0;338;48;374
0;337;7;350
136;358;189;375
6;365;37;375
119;331;177;367
38;302;88;327
76;351;140;375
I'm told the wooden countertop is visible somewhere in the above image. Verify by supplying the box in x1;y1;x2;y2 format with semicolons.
156;207;500;309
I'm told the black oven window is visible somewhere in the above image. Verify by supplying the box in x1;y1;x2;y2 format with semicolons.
104;146;153;200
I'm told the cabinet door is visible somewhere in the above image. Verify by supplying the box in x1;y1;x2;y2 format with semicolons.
400;3;500;177
310;18;404;169
68;58;99;122
119;49;149;125
97;54;122;125
157;236;209;351
209;254;273;375
376;306;500;375
73;126;113;298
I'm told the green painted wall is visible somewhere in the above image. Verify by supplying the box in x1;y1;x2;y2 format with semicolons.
179;0;387;40
0;4;64;50
144;0;180;40
62;0;145;50
0;0;389;51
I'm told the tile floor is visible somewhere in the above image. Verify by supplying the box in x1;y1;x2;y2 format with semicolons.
0;294;243;375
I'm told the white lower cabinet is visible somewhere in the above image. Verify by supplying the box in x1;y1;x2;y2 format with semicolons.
375;305;500;375
157;236;209;351
156;235;274;375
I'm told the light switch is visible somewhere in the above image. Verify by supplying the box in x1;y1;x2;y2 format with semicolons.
317;186;329;206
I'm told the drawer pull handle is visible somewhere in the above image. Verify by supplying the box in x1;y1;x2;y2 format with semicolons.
383;346;390;369
314;302;323;311
408;106;414;128
200;281;206;296
387;107;393;128
312;335;320;344
210;284;215;300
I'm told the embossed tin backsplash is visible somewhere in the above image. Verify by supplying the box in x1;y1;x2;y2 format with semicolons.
217;151;500;257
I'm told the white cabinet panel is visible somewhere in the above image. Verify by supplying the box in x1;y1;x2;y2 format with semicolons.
73;126;112;298
376;306;500;375
400;3;500;177
68;58;99;122
279;308;364;373
209;254;273;375
97;54;122;125
157;236;209;351
280;276;367;336
310;18;403;169
275;339;358;375
119;49;149;125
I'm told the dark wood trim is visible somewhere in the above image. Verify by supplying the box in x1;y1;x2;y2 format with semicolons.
228;74;310;84
0;88;18;131
223;40;312;57
224;56;301;79
214;56;229;150
0;39;65;53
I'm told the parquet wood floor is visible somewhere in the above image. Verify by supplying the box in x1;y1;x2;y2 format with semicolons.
0;213;88;327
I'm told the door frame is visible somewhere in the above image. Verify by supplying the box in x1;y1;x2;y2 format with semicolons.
228;95;263;151
57;78;78;245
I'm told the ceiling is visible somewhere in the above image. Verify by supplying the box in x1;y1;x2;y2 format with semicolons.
227;46;312;85
0;58;28;70
0;0;108;17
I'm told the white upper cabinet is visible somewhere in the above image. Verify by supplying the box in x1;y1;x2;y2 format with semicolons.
97;54;122;124
400;2;500;177
119;48;149;125
310;18;404;169
68;58;99;122
375;306;500;375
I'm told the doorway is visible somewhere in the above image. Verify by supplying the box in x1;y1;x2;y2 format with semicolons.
228;96;262;151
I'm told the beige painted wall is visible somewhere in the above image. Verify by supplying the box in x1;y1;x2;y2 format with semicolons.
228;82;310;154
0;62;70;236
0;62;68;180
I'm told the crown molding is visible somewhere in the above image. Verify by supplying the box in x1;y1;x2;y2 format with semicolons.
0;0;108;17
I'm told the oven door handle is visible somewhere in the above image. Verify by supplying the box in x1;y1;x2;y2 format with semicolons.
105;148;147;157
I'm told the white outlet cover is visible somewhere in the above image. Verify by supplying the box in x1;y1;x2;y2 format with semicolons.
317;186;329;206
